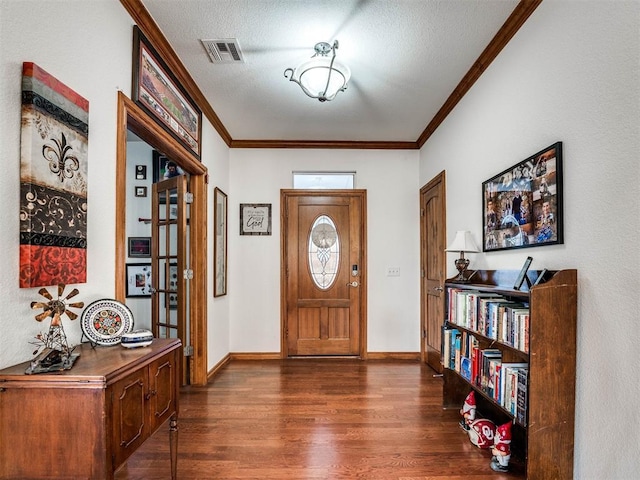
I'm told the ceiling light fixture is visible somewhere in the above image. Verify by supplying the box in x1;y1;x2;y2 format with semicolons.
284;40;350;102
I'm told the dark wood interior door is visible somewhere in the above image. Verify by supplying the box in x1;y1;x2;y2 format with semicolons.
283;191;366;357
420;172;446;372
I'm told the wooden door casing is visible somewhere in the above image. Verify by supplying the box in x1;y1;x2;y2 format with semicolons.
282;190;367;358
420;172;446;373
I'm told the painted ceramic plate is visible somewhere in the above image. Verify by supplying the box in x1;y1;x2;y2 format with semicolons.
80;299;134;346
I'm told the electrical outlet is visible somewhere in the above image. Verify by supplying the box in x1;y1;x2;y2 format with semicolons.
387;267;400;277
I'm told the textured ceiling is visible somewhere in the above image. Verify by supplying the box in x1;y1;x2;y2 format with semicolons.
140;0;520;143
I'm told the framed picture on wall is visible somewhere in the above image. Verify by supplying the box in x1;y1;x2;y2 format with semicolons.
152;150;184;184
128;237;151;258
135;164;147;180
214;187;228;297
126;263;152;297
482;142;563;252
240;203;272;236
132;26;202;159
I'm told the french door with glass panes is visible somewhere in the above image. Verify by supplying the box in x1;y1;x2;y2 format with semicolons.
152;175;190;384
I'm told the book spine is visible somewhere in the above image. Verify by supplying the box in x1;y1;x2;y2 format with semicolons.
523;313;530;353
493;362;502;403
442;327;451;368
516;368;529;426
454;333;461;372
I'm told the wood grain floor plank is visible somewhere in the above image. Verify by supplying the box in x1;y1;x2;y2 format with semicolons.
115;359;523;479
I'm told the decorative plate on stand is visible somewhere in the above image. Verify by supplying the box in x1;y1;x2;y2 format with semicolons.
80;299;134;346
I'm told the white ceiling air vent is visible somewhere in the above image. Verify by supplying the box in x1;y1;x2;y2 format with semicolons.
200;38;244;64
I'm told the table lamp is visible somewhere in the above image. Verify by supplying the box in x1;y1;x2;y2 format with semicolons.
445;230;479;282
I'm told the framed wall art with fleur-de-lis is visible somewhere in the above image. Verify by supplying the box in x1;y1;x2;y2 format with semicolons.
19;62;89;288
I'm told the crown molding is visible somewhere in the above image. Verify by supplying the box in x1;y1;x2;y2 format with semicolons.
121;0;541;151
417;0;543;148
229;139;419;150
120;0;233;147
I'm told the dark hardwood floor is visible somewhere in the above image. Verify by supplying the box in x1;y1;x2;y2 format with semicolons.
116;359;523;479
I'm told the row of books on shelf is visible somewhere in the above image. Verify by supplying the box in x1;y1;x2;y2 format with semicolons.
447;287;530;352
443;326;528;425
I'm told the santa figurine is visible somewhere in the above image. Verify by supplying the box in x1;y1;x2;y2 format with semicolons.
490;422;512;472
459;391;476;431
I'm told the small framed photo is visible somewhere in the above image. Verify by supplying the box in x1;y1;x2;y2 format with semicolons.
135;165;147;180
514;256;533;291
126;263;152;297
135;186;147;197
240;203;272;236
128;237;151;258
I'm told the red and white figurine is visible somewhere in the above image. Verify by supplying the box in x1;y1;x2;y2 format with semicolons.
460;390;497;450
490;422;512;472
468;417;496;448
459;391;476;431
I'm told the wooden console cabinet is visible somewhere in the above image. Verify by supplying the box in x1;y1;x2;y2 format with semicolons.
0;338;181;479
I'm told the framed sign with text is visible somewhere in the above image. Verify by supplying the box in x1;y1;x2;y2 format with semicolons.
240;203;271;236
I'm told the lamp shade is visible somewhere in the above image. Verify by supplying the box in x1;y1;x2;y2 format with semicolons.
284;40;350;102
296;56;350;100
445;230;479;253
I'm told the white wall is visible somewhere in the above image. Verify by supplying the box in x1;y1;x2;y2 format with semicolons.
3;1;637;476
0;0;133;367
0;1;231;372
203;120;232;367
419;1;640;478
229;149;420;353
125;141;154;329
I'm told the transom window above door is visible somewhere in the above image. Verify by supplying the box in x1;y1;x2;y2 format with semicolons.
292;171;355;189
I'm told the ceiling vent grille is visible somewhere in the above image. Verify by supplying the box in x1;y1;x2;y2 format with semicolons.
200;38;244;64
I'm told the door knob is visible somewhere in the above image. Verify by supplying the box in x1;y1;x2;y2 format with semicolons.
434;286;444;292
346;281;359;287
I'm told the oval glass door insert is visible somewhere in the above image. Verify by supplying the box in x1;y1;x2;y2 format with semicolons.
308;215;340;289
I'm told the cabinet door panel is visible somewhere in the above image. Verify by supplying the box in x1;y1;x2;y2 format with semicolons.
112;369;148;467
149;357;176;429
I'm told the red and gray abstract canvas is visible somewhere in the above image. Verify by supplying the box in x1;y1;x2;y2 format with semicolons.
19;62;88;288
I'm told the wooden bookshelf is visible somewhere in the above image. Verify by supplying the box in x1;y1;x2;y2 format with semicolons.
442;269;577;479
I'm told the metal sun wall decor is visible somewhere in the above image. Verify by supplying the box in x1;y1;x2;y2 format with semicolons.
28;283;84;374
19;62;89;288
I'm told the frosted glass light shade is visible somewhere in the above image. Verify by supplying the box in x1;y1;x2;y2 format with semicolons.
284;40;350;102
296;57;350;99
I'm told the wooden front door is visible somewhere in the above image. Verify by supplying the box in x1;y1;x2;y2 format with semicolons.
282;190;367;357
420;172;446;372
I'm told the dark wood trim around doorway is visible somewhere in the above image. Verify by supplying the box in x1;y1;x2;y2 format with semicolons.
116;92;209;386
